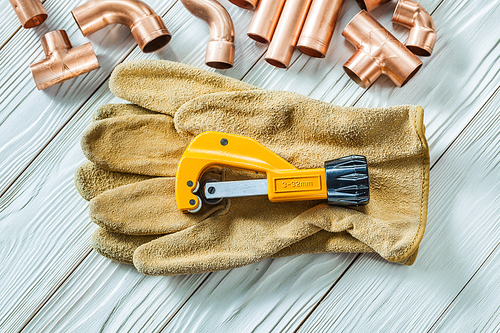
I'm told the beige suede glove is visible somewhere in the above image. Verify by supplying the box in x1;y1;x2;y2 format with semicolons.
75;60;430;275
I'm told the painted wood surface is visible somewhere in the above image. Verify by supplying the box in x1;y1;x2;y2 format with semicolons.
0;0;499;332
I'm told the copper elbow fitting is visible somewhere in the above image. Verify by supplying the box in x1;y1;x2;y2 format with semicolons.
392;0;436;56
228;0;258;10
180;0;235;69
247;0;285;43
29;30;100;90
355;0;391;12
9;0;47;28
342;10;422;88
71;0;171;53
297;0;344;58
265;0;312;68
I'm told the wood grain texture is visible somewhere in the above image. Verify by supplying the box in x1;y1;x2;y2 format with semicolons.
430;244;500;332
22;251;208;333
163;254;357;333
297;85;500;333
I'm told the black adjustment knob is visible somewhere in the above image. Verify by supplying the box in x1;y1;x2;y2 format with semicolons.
324;155;369;206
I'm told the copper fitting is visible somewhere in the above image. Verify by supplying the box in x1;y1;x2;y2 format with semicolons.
265;0;312;68
392;0;436;56
29;30;100;90
9;0;47;28
342;10;422;88
355;0;391;12
297;0;344;58
228;0;258;10
180;0;234;69
247;0;285;44
71;0;171;53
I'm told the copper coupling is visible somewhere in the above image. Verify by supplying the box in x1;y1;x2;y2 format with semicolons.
9;0;47;28
180;0;235;69
247;0;285;44
71;0;171;53
355;0;391;12
264;0;312;68
228;0;258;10
297;0;345;58
342;10;422;88
392;0;436;56
29;30;100;90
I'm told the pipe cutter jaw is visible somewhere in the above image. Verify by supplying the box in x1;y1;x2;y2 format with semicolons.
175;132;369;213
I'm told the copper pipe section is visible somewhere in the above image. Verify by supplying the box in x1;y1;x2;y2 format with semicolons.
247;0;285;44
71;0;171;53
355;0;391;12
265;0;312;68
9;0;47;28
392;0;436;56
297;0;344;58
228;0;258;10
29;30;100;90
342;10;422;88
180;0;235;69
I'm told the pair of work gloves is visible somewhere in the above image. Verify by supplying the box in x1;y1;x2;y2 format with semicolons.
75;60;430;276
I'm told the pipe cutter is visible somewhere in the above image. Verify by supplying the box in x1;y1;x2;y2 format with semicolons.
175;131;369;213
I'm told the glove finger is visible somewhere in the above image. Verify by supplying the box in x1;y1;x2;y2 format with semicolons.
92;227;162;265
75;161;152;201
81;114;188;176
272;230;373;258
90;171;225;235
175;90;424;169
109;60;257;117
132;196;322;276
93;103;161;122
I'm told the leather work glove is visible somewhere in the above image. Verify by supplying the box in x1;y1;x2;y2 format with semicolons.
75;60;430;276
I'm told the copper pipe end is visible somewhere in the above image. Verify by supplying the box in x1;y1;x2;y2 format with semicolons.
9;0;47;28
297;0;344;58
355;0;391;12
342;10;422;88
71;0;171;53
228;0;258;10
392;0;436;56
265;0;312;68
247;0;285;44
29;30;100;90
181;0;235;69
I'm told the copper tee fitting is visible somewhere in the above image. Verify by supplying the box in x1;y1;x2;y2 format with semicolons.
29;30;100;90
180;0;235;69
9;0;47;28
71;0;171;53
265;0;312;68
228;0;258;10
392;0;436;56
247;0;285;44
355;0;391;12
297;0;344;58
342;10;422;88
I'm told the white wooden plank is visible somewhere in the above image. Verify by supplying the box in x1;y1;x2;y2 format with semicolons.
0;2;268;331
0;0;28;47
162;254;356;333
430;244;500;332
22;251;208;333
297;83;500;333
